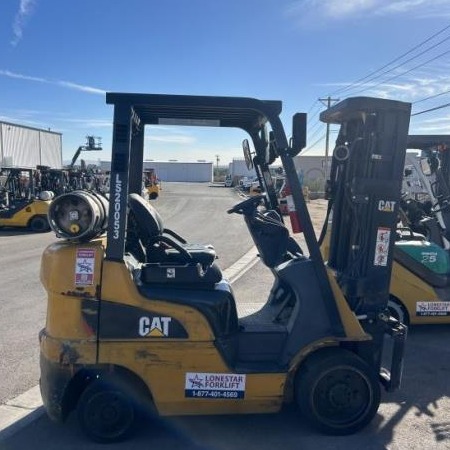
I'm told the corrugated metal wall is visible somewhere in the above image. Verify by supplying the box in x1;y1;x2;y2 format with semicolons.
0;122;62;168
40;132;62;168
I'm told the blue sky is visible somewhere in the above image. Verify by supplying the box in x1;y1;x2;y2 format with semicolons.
1;0;450;164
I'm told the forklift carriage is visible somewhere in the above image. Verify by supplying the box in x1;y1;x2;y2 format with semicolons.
39;93;410;442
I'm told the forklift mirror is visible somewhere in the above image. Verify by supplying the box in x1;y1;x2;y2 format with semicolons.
289;113;307;156
242;139;254;170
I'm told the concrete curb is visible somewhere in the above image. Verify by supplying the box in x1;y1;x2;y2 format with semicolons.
0;386;44;440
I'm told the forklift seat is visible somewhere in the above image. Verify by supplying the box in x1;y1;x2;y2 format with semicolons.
245;210;291;268
127;194;221;283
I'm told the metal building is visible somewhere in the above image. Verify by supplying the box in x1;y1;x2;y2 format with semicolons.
143;161;213;182
228;158;256;179
0;121;62;169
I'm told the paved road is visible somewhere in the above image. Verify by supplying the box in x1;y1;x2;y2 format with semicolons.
1;184;450;449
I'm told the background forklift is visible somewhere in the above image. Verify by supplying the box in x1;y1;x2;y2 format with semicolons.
388;136;450;325
143;168;161;200
321;133;450;326
0;167;51;231
39;93;409;443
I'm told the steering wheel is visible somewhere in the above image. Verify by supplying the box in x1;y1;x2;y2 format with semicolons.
227;194;265;215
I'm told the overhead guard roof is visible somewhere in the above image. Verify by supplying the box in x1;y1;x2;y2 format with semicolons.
106;93;282;133
320;96;411;124
407;135;450;149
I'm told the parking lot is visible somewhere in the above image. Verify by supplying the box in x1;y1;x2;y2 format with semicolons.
0;183;449;449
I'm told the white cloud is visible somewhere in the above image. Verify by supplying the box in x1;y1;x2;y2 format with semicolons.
0;69;105;95
11;0;36;46
58;118;112;128
285;0;450;25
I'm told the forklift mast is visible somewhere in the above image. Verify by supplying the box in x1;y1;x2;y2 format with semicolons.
322;97;411;315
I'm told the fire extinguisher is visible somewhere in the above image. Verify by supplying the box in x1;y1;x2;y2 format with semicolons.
284;182;302;234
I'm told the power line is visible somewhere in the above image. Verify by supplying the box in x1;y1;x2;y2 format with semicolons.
344;34;450;97
328;24;450;97
304;133;326;153
348;48;450;97
413;88;450;105
412;102;450;116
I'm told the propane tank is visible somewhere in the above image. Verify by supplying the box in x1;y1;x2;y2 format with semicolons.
284;182;302;234
39;191;54;201
47;190;109;241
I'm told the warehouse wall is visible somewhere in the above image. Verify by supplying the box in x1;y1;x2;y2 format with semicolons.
143;161;213;182
0;121;62;168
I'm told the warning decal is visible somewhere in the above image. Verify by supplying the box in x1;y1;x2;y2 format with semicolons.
185;372;246;399
416;301;450;316
374;227;391;267
75;248;95;286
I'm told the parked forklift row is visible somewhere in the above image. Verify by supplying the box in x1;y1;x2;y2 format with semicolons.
0;137;161;231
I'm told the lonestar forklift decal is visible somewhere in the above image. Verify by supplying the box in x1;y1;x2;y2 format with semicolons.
98;301;188;339
416;301;450;316
185;373;246;399
75;248;96;286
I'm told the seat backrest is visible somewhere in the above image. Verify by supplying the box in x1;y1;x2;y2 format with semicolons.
244;210;289;268
128;193;164;245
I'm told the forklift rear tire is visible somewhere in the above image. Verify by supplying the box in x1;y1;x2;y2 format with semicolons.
295;348;381;435
29;215;50;232
77;379;136;443
387;298;409;327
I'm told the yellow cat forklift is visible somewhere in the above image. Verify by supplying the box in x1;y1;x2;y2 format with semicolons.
39;94;409;443
0;167;51;232
143;168;160;200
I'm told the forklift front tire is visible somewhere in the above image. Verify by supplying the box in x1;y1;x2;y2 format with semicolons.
77;379;136;443
295;348;381;435
387;297;410;327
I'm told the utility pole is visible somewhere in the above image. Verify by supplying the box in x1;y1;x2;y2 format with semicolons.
215;154;220;181
319;96;339;179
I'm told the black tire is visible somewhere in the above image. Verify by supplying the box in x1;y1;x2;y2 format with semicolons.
387;298;409;327
295;348;381;435
77;379;136;443
29;215;50;232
